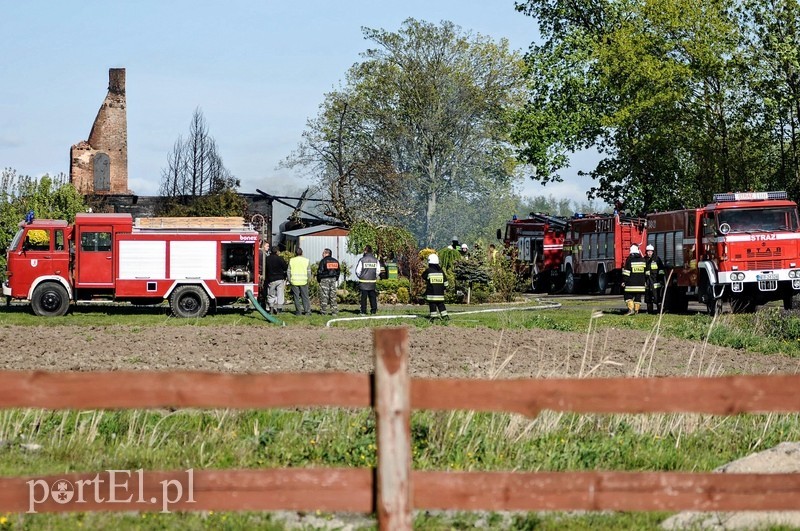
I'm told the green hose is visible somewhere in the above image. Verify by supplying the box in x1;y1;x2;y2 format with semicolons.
245;289;284;325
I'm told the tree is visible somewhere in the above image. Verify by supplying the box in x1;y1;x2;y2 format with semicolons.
285;93;412;226
158;108;243;216
288;19;527;245
0;168;87;270
741;0;800;197
512;0;800;212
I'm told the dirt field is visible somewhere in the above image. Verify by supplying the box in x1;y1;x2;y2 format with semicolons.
2;321;799;378
3;316;800;529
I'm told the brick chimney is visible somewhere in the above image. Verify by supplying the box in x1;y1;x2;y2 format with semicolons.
70;68;129;194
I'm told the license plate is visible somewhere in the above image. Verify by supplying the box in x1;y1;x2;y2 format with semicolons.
757;273;778;281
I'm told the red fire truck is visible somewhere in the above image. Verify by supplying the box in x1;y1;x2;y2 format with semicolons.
3;213;260;317
646;191;800;314
497;213;567;292
561;213;647;294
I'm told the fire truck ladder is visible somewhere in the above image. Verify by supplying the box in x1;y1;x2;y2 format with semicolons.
618;216;646;250
527;213;569;231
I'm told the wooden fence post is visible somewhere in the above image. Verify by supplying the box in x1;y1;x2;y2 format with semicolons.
374;328;412;531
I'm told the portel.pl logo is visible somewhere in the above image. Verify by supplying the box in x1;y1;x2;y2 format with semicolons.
27;469;195;513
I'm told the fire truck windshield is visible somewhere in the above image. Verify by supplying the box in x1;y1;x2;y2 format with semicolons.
717;207;798;233
8;228;24;252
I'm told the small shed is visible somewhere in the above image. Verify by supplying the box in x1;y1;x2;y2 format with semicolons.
282;225;361;282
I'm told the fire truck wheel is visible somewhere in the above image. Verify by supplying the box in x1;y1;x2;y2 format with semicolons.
31;282;70;317
530;274;542;293
564;265;577;295
596;267;608;294
783;292;800;311
705;285;722;316
170;285;210;318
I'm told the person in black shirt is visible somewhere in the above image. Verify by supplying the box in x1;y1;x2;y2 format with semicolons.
316;248;341;315
264;248;288;315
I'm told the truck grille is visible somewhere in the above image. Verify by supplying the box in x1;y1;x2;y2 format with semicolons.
746;260;782;270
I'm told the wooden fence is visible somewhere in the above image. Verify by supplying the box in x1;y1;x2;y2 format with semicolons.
1;327;800;529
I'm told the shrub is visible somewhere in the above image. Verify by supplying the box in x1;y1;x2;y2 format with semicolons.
471;286;490;304
397;287;410;304
748;307;800;342
490;255;519;302
376;278;411;295
437;247;462;271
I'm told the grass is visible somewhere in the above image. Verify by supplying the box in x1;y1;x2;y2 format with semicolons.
2;297;800;528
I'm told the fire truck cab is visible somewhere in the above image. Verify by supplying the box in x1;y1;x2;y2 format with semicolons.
3;213;260;317
646;191;800;314
497;213;566;292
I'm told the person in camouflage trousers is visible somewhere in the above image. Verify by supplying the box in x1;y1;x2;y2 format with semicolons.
316;248;341;315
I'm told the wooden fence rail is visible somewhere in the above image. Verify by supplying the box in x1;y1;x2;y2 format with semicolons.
1;327;799;529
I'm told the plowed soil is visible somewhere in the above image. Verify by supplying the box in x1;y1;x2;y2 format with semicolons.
2;322;798;378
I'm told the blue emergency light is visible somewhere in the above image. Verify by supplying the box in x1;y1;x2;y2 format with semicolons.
713;191;787;202
24;210;34;224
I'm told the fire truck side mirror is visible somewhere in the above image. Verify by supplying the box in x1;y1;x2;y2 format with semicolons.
496;229;502;240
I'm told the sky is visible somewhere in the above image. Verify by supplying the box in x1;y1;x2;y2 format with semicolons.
0;0;598;206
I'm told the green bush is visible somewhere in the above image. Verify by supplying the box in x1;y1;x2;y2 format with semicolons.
397;287;410;304
748;307;800;342
376;278;411;295
377;277;413;304
471;286;490;304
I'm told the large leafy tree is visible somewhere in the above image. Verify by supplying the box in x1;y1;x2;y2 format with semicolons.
513;0;800;212
0;169;87;270
287;19;527;244
741;0;800;197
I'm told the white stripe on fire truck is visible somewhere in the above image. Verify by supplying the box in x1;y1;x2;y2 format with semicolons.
718;233;800;243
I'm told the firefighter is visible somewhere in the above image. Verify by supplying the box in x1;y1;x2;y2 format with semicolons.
422;253;449;321
316;248;340;316
621;244;647;315
644;244;666;314
354;245;379;315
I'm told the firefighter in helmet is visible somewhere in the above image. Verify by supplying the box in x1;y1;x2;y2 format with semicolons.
422;253;449;321
621;244;647;315
644;244;666;314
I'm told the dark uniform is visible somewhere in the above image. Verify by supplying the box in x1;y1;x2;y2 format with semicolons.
316;252;340;315
355;247;379;315
645;247;666;314
264;250;288;314
422;260;449;320
622;246;647;315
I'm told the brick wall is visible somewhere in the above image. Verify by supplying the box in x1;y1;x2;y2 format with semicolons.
70;68;129;194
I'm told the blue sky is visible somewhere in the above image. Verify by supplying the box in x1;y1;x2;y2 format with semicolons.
0;0;597;203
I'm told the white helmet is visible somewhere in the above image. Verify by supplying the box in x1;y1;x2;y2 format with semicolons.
646;244;654;252
428;254;439;265
630;244;640;254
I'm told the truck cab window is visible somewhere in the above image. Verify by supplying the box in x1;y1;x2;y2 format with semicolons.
25;229;51;251
55;230;65;251
81;232;112;252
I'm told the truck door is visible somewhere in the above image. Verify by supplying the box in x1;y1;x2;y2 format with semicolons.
76;226;114;286
18;228;56;287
